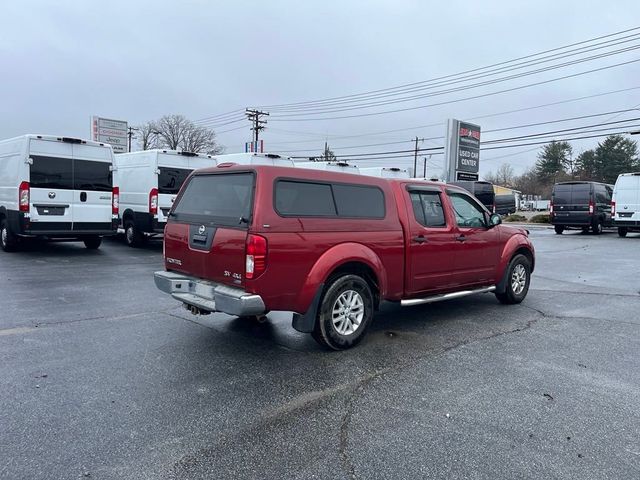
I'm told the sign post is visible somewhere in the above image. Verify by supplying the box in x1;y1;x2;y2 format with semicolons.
91;116;129;153
445;119;481;182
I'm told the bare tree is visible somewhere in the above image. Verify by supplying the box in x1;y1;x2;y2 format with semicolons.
495;163;515;186
136;121;160;150
136;114;224;154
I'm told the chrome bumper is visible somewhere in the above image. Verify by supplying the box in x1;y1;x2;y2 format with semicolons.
154;271;266;316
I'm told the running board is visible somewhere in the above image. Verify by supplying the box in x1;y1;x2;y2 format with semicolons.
400;286;496;307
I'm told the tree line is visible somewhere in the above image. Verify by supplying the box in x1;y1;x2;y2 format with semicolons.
484;134;639;197
135;114;224;154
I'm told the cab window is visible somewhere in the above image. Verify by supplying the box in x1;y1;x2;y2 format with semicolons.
448;192;487;228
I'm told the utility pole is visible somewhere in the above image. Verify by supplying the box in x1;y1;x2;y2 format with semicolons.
245;108;270;144
423;154;432;178
127;126;138;152
413;137;422;178
324;141;329;161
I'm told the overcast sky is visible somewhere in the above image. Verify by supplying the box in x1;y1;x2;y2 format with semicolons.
1;1;639;178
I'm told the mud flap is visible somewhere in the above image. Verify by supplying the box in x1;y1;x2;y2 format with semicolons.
291;283;324;333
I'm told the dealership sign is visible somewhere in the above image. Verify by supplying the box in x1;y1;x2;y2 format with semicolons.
91;116;128;153
445;119;481;181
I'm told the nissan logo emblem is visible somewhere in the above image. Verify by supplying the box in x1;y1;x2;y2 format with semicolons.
48;192;56;199
198;225;206;235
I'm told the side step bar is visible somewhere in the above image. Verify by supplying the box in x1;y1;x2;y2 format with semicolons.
401;286;496;307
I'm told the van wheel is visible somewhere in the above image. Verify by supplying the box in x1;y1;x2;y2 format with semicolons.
124;221;145;247
618;227;628;237
495;254;531;305
592;220;602;235
554;225;564;234
312;274;374;350
83;236;102;249
0;219;18;252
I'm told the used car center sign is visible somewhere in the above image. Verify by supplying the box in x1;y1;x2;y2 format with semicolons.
445;119;481;181
91;116;128;153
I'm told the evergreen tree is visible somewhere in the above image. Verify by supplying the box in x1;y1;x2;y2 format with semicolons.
535;141;572;183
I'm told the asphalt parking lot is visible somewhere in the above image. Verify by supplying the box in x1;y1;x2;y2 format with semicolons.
2;227;640;480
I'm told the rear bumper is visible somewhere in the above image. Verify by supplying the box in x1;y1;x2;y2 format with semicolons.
614;219;640;227
154;270;266;316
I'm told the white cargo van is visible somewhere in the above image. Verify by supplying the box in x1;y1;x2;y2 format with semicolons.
296;161;360;175
0;135;117;251
212;152;295;166
113;149;216;246
359;166;410;179
612;172;640;237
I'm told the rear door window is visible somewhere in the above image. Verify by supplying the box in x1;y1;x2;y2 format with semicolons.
158;167;192;195
410;191;446;227
173;173;254;227
30;156;73;189
73;160;112;191
569;184;591;205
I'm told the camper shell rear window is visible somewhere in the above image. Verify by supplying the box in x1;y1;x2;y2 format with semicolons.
172;172;255;228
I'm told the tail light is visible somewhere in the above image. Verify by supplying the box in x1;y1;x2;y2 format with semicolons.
112;187;119;215
611;201;616;216
588;200;594;215
19;181;30;212
245;234;267;280
149;188;158;215
549;201;553;214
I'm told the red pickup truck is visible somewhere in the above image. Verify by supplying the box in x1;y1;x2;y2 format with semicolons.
154;164;535;350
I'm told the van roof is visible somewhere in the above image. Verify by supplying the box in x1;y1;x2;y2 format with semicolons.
0;134;112;149
119;149;214;158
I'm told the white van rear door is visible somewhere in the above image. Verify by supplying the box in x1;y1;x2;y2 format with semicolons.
72;143;113;227
618;175;640;220
28;140;74;228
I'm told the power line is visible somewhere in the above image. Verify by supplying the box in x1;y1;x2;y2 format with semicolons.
259;26;640;110
268;57;640;121
245;109;269;143
265;39;640;114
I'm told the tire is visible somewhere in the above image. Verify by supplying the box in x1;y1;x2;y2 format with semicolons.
124;220;145;247
1;218;18;252
592;220;602;235
311;274;374;350
495;254;531;305
618;227;628;237
83;235;102;249
554;225;564;234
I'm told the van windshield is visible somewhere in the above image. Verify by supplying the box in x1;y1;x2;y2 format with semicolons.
158;167;192;195
172;173;254;227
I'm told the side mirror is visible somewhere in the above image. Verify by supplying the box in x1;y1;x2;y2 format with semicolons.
489;213;502;227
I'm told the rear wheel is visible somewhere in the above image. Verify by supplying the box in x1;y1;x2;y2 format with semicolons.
495;254;531;305
554;225;564;234
592;220;602;235
312;274;374;350
124;220;145;247
83;235;102;249
0;218;18;252
618;227;628;237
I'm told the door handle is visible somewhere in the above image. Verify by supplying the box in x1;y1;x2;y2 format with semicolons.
412;235;427;244
455;234;466;242
80;192;87;202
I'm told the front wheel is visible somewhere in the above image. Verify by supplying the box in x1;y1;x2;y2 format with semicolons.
312;274;374;350
554;225;564;234
83;235;102;249
618;227;628;237
495;254;531;305
0;219;18;252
